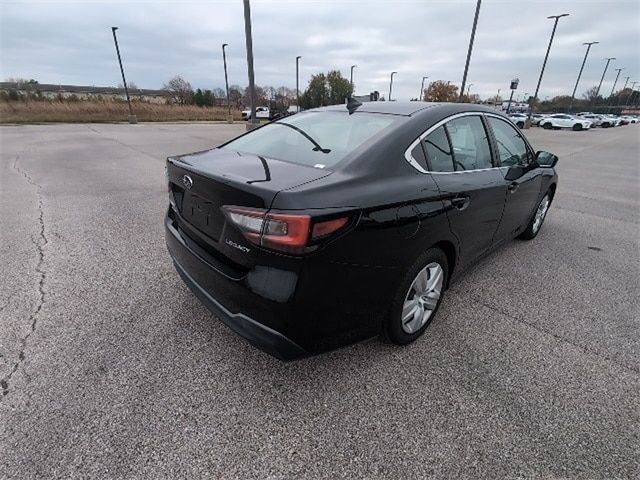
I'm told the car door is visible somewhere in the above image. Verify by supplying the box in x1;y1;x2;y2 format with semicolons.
485;115;543;242
421;113;506;268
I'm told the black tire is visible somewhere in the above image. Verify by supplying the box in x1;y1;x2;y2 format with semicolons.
517;122;525;129
542;122;552;129
519;191;552;240
384;248;449;345
572;123;583;131
602;122;610;128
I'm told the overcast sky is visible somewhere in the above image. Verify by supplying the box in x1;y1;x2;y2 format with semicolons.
1;0;639;101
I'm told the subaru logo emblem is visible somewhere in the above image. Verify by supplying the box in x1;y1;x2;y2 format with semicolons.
182;175;193;190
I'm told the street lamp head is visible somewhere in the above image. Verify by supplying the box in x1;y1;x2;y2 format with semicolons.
391;71;397;75
222;43;228;48
296;55;302;60
111;26;118;31
583;41;599;46
547;13;569;19
351;64;357;69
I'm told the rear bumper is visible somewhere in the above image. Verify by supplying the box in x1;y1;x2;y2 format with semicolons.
172;258;308;360
165;213;309;360
165;207;394;359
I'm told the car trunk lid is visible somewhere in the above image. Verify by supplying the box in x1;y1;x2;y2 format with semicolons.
167;148;331;269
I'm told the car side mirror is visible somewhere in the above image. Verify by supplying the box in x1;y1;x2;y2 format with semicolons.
535;150;558;168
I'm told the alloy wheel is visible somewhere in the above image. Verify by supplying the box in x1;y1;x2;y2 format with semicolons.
401;262;444;334
533;195;550;234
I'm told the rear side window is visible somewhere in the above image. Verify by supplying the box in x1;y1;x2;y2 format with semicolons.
445;116;492;170
423;126;454;172
410;143;428;170
487;117;529;166
221;111;398;168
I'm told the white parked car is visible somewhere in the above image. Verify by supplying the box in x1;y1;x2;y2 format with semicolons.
582;114;604;126
599;115;621;128
241;106;271;121
531;113;548;125
508;113;528;128
539;114;592;131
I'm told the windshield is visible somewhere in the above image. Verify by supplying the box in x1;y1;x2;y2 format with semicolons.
221;111;398;168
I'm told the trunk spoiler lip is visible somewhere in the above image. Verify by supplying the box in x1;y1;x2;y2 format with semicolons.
166;151;334;207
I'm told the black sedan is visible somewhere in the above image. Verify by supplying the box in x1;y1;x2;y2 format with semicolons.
165;101;558;359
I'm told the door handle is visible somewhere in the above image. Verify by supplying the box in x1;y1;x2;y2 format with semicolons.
451;195;470;211
508;182;519;194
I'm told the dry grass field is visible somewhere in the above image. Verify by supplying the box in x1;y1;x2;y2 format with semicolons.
0;101;243;123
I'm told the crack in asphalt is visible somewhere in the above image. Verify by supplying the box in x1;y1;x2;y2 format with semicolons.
469;294;639;376
1;156;48;398
84;124;160;160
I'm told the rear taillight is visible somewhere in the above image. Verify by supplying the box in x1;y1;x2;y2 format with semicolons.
222;206;350;255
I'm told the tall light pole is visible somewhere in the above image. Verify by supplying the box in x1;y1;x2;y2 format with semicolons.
296;56;302;112
222;43;232;122
111;27;136;124
606;67;623;112
243;0;258;129
527;13;569;127
496;88;501;105
460;0;482;101
608;68;623;97
625;81;637;108
466;83;473;99
618;76;630;107
350;65;357;90
620;76;630;94
420;76;428;101
389;71;397;101
568;41;598;113
594;57;616;104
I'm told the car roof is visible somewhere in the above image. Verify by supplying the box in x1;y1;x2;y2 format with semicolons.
309;101;499;117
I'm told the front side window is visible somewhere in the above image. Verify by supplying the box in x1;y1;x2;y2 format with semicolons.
423;126;454;172
222;111;398;168
488;117;529;167
445;116;492;170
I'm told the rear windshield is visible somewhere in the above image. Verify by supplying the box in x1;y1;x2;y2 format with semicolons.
221;111;398;168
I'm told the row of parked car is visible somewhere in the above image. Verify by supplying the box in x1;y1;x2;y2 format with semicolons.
508;112;638;131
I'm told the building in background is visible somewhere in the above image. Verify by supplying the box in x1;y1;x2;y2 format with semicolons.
0;82;168;103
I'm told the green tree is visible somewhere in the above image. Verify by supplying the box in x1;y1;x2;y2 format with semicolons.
202;89;215;107
193;88;204;106
299;70;353;109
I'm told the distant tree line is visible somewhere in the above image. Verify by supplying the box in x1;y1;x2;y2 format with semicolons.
3;75;638;114
162;75;299;110
161;71;354;111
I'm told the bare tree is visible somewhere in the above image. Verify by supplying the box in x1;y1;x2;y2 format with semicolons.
424;81;459;102
582;86;601;102
163;75;194;105
229;85;244;108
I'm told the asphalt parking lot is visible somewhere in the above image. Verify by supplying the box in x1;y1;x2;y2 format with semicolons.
1;121;638;479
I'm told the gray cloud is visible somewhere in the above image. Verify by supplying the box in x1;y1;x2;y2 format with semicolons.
1;0;638;101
